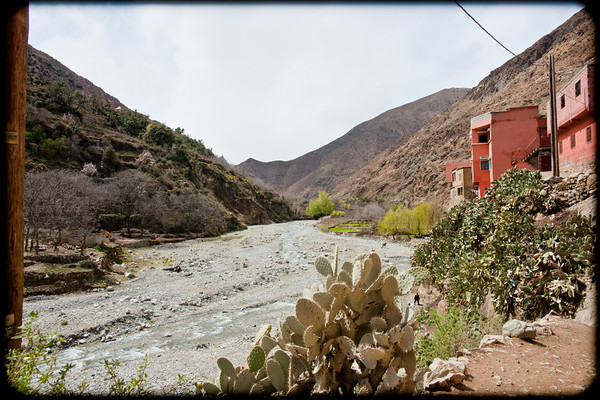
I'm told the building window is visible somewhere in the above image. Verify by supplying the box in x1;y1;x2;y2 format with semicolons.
478;133;488;143
570;134;576;148
457;187;464;196
559;140;563;154
560;94;566;108
575;80;581;97
586;126;592;143
480;159;490;171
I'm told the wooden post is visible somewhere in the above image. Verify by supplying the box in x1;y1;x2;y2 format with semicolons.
548;55;560;178
2;1;28;350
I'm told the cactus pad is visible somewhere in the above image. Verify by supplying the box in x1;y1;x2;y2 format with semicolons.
315;256;333;277
295;298;325;331
247;345;266;372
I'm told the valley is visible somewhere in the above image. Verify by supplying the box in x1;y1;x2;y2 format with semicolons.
22;220;415;394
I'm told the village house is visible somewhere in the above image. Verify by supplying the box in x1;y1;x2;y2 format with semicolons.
447;63;596;205
469;106;549;198
548;63;596;175
445;161;474;207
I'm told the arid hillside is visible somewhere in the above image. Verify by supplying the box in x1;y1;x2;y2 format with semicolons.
335;8;595;207
25;45;295;239
236;88;469;199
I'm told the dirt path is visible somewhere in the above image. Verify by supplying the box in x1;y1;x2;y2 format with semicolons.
445;315;596;396
23;220;414;394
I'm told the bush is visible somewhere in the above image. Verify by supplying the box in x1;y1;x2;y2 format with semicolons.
415;306;482;369
411;169;596;319
306;191;335;219
5;312;88;395
415;305;503;369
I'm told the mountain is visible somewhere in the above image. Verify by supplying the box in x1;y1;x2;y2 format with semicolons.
25;45;295;237
236;88;469;199
335;7;596;207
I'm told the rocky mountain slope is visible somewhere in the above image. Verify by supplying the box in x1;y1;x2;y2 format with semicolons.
335;8;595;206
236;88;469;199
25;45;294;236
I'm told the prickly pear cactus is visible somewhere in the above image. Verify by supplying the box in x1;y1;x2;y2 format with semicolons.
197;251;418;396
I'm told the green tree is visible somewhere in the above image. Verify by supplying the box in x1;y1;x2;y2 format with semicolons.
101;145;120;175
306;191;335;219
378;202;440;238
141;122;175;147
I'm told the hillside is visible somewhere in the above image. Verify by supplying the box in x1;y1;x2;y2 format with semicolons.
335;8;595;206
236;88;469;199
24;45;295;239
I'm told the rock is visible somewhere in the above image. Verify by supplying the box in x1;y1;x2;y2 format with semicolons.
502;319;536;339
423;357;469;391
586;173;597;189
479;334;512;348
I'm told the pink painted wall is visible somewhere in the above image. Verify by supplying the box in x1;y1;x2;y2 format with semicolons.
548;64;596;174
470;107;542;197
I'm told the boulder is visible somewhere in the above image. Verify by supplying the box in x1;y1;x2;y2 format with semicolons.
479;334;512;348
423;357;468;391
502;319;536;339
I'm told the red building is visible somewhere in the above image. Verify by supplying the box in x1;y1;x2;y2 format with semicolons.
446;63;595;205
548;63;596;175
469;106;548;198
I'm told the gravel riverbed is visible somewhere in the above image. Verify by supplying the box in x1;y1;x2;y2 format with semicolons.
23;220;416;395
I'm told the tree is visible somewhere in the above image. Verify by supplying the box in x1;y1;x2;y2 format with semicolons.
24;170;103;253
104;170;162;237
378;202;441;238
306;191;335;219
24;171;50;253
141;122;175;147
101;145;119;175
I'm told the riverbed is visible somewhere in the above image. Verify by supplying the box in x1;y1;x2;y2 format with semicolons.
23;220;415;394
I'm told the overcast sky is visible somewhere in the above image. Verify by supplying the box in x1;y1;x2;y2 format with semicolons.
28;2;585;165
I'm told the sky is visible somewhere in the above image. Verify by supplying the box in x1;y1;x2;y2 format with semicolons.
28;2;586;165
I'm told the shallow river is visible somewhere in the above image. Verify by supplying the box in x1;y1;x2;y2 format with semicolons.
23;220;415;394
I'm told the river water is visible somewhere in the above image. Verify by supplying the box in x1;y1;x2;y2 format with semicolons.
22;220;415;394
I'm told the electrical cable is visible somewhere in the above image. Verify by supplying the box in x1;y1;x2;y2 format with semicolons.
453;0;518;57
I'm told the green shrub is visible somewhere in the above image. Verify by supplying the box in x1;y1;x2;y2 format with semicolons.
40;136;67;159
25;124;47;144
411;169;596;319
306;191;335;219
415;305;502;369
5;311;88;395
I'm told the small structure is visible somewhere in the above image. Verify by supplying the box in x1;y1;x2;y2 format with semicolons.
445;162;474;208
548;63;596;175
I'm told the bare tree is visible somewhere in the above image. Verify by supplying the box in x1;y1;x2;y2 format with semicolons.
24;169;104;253
24;170;50;253
104;169;162;237
165;189;229;236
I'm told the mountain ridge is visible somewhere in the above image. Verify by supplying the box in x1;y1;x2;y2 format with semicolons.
236;87;469;198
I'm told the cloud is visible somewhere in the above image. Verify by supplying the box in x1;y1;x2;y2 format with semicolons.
28;3;583;164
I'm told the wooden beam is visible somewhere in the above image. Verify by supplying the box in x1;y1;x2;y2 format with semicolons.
1;1;28;350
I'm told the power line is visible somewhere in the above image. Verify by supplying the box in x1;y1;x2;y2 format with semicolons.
454;1;588;108
454;1;518;58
